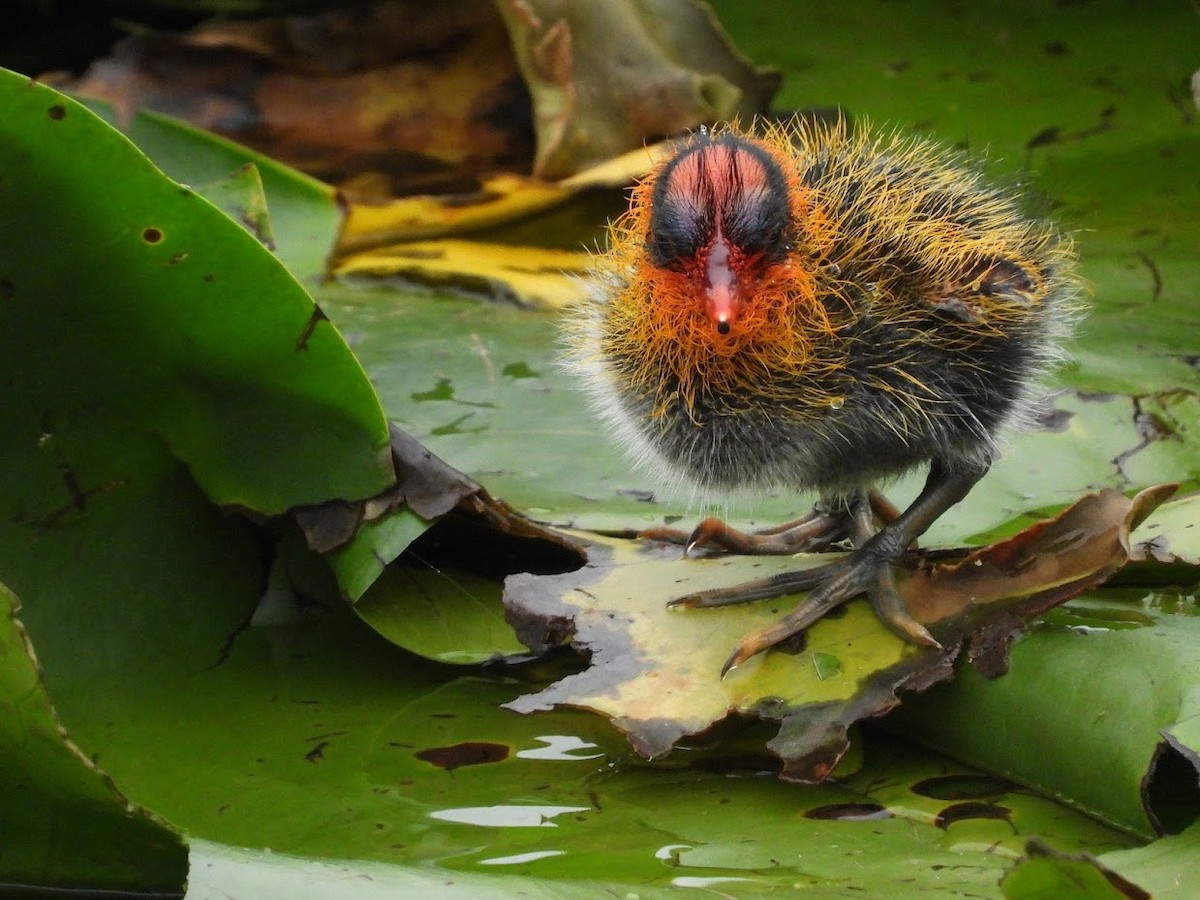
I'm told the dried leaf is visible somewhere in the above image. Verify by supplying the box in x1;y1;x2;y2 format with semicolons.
295;423;573;554
332;145;675;307
498;0;780;178
336;239;594;308
336;173;572;253
69;3;533;191
503;486;1176;781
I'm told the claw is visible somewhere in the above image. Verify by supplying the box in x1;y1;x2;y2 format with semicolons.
718;582;855;676
703;550;942;674
870;576;942;649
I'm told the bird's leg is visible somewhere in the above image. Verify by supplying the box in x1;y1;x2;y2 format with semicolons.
640;501;857;556
668;459;989;673
641;487;901;556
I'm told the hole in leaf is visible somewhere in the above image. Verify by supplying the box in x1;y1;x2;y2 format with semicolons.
805;802;891;821
1143;739;1200;834
934;801;1012;828
911;774;1019;801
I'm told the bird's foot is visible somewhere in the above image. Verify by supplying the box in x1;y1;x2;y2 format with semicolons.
640;508;851;556
640;489;902;557
669;538;941;676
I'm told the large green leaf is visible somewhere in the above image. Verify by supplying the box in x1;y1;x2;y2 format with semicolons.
887;588;1200;839
0;66;398;892
0;583;186;894
0;68;393;515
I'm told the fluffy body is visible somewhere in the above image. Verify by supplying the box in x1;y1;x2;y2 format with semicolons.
565;119;1080;502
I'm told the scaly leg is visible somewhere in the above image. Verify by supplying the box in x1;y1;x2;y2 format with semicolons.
667;459;989;673
640;487;901;556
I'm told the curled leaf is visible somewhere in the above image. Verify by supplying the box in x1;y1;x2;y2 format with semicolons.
503;486;1176;781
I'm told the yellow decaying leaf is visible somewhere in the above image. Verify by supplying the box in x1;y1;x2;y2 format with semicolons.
337;173;574;253
333;142;673;308
335;240;598;310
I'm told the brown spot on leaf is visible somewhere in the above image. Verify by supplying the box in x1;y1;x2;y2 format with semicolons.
1026;126;1061;150
47;104;66;120
294;305;329;352
305;740;329;762
416;741;509;771
142;227;164;243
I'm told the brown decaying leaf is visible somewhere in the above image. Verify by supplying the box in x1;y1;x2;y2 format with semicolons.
498;0;781;179
294;423;577;559
69;2;534;194
504;485;1177;783
63;1;778;307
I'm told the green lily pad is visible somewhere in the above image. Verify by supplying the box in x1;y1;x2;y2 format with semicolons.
0;583;187;894
888;589;1200;838
0;68;393;514
80;100;342;282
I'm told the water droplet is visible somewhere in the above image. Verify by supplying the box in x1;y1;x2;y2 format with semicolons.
829;396;845;410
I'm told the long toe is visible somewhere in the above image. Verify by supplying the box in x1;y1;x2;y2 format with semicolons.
642;509;851;556
668;560;844;609
719;546;942;673
867;565;942;649
721;568;864;674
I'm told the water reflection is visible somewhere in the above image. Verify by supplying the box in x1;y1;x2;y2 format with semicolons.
479;850;566;865
428;805;590;827
517;734;605;761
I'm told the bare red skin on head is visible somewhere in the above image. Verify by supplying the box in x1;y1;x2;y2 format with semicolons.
655;141;776;334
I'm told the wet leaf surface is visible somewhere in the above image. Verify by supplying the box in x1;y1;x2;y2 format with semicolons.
503;487;1174;783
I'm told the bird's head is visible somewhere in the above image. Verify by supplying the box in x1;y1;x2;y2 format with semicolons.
643;131;796;336
597;124;837;417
